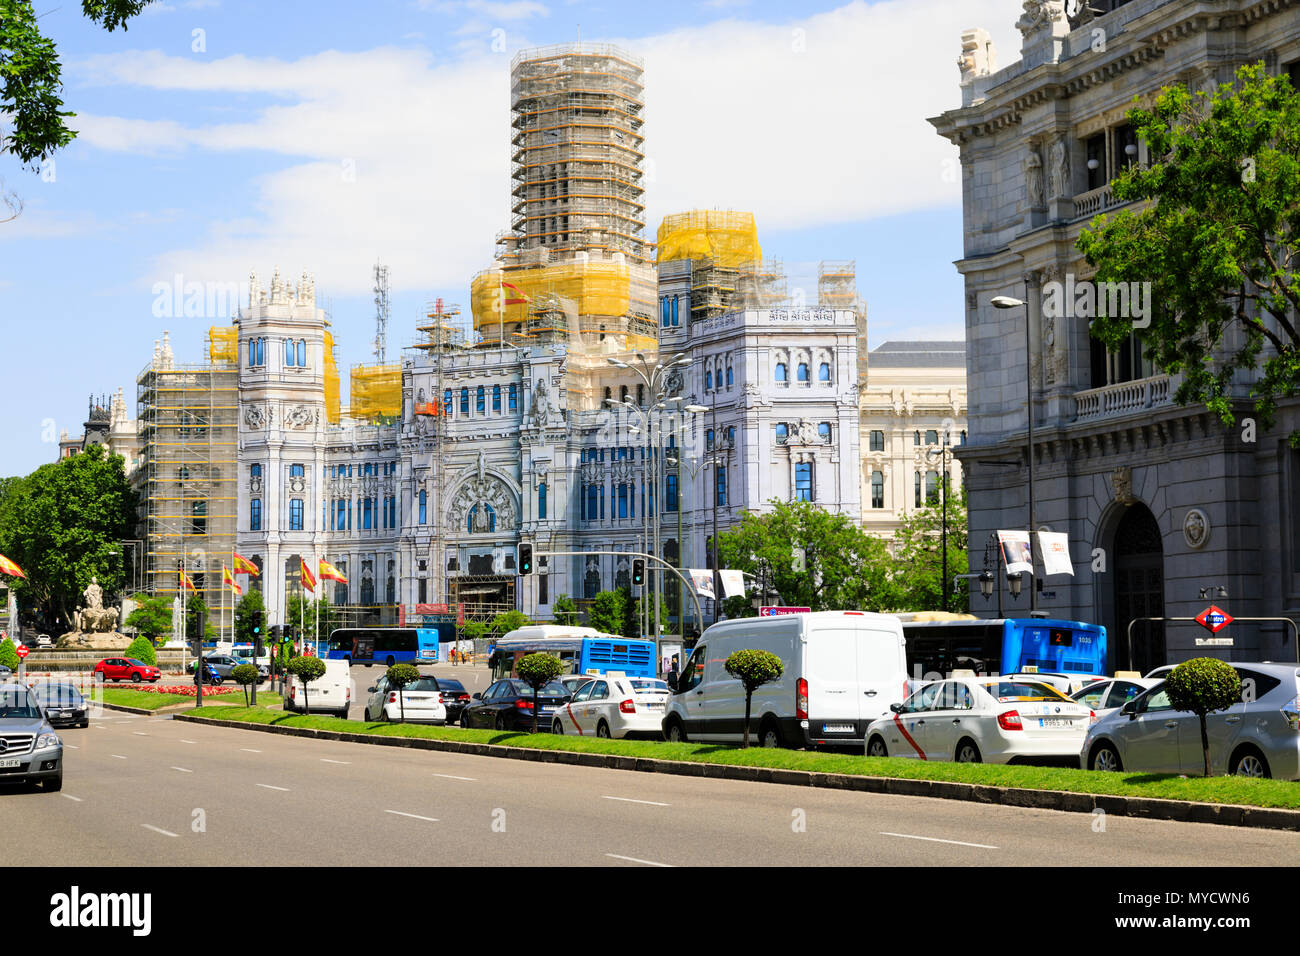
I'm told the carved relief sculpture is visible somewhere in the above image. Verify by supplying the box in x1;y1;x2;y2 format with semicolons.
1048;135;1070;199
1025;146;1045;208
1111;466;1137;506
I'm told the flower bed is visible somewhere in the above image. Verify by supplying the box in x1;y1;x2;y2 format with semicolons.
137;684;240;697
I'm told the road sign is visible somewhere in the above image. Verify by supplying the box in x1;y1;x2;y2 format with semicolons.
1194;605;1233;634
1195;637;1234;647
14;644;28;659
759;606;811;616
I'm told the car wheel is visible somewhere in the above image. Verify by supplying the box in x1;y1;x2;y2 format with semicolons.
955;739;982;763
1230;747;1271;779
1090;742;1123;773
131;673;141;683
552;718;564;735
363;708;371;722
663;716;686;743
41;772;63;793
867;735;888;758
80;721;89;729
760;719;783;749
494;714;508;731
596;720;611;738
460;711;470;730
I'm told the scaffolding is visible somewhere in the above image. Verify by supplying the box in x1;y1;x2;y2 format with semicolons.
818;260;858;308
207;325;238;364
323;329;340;424
656;210;762;268
136;362;238;632
349;363;402;421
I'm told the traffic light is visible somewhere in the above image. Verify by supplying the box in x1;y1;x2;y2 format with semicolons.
632;559;645;587
517;543;533;575
250;609;262;638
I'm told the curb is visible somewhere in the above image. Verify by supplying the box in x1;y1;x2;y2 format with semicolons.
98;702;156;715
172;713;1300;833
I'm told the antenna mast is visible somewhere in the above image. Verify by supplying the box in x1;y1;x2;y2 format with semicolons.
372;262;390;364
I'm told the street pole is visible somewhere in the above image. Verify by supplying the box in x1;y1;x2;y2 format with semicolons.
941;438;949;613
710;401;719;624
1025;282;1038;615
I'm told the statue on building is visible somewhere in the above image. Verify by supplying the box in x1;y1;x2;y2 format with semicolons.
1048;135;1070;198
1024;147;1045;208
958;27;996;84
1016;0;1067;38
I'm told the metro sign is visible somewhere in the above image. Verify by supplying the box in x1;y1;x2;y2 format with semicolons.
1195;605;1233;634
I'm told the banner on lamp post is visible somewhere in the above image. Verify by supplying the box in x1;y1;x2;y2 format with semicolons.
997;530;1033;576
687;569;716;601
1037;531;1073;576
718;569;746;599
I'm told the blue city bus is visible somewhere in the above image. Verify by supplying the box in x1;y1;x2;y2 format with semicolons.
326;625;453;667
489;626;656;680
900;617;1108;681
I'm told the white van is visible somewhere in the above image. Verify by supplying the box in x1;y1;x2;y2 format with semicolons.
662;611;908;748
283;658;351;718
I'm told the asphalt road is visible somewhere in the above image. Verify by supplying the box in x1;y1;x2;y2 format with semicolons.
5;701;1300;866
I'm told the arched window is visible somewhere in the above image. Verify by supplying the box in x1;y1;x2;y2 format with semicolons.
818;362;830;382
586;485;599;522
360;577;375;605
775;423;788;444
818;423;831;443
493;384;501;413
289;463;304;478
775;362;787;383
726;366;733;387
460;388;469;414
621;385;629;403
636;384;644;405
727;426;735;445
538;482;547;520
706;429;714;450
926;470;940;504
671;296;679;327
926;429;939;445
476;386;485;413
797;362;809;382
661;297;671;327
467;503;496;534
386;576;396;604
705;369;713;390
914;430;922;446
250;463;262;478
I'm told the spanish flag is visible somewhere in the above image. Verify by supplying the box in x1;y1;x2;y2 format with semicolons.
319;559;348;584
0;554;25;579
232;552;260;576
179;568;197;592
300;557;316;591
222;565;242;596
500;280;530;305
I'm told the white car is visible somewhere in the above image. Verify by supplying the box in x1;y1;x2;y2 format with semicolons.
363;672;447;724
1070;676;1161;721
865;676;1094;765
551;674;664;739
1004;672;1105;696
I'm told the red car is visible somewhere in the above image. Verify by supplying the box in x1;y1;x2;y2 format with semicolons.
93;657;161;683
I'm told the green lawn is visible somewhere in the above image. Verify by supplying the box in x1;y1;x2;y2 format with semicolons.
100;688;248;711
176;706;1300;810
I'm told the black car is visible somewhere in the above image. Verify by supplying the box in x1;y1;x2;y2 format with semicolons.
460;679;571;731
436;677;472;723
30;681;90;728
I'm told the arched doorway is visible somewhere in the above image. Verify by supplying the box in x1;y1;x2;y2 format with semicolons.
1113;504;1165;673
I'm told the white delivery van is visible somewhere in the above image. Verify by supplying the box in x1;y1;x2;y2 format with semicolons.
662;611;908;748
283;658;351;718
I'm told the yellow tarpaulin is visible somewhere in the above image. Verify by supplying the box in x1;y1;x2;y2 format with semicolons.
208;326;238;364
350;363;401;419
324;330;340;424
470;259;631;333
656;210;762;267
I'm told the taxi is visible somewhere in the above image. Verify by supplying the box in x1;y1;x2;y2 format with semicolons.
550;673;666;739
864;673;1093;765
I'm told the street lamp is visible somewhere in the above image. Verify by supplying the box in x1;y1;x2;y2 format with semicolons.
991;292;1038;614
925;430;953;612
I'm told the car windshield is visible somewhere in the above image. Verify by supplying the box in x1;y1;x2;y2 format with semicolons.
127;659;149;667
32;683;84;705
631;679;668;691
0;687;43;719
985;681;1070;702
511;680;567;696
405;678;441;692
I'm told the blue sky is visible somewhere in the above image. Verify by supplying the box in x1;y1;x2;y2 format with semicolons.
0;0;1022;475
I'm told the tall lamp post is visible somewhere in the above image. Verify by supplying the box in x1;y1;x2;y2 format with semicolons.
925;429;953;612
991;293;1039;614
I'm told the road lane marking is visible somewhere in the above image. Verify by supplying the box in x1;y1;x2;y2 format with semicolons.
256;784;290;791
111;754;127;760
141;824;178;838
64;745;78;750
880;832;997;849
606;853;672;867
171;767;192;773
133;732;148;736
241;748;262;753
321;759;351;765
61;794;82;802
180;739;196;744
432;773;476;781
602;796;671;806
384;810;439;822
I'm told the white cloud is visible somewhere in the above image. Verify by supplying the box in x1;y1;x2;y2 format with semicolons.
417;0;549;20
65;0;1020;295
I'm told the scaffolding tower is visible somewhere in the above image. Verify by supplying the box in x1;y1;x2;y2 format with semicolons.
136;362;239;632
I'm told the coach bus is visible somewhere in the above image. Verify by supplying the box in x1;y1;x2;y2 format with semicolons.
325;624;455;667
488;626;656;680
896;615;1108;681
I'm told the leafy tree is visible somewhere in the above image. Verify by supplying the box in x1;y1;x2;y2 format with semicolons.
231;663;260;706
490;609;529;636
1078;63;1300;445
124;634;157;666
385;662;421;723
717;500;900;612
721;595;755;620
632;591;671;639
587;590;624;635
0;445;138;629
285;592;339;642
1165;658;1243;777
285;655;326;713
233;589;266;644
123;593;173;642
459;619;489;642
0;636;18;671
551;594;579;626
724;649;784;748
892;484;969;612
185;594;215;643
514;652;563;734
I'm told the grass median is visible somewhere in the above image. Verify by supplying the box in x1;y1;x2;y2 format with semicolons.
176;705;1300;810
100;688;246;711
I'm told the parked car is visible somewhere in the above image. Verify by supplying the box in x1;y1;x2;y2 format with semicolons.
282;658;351;718
1005;672;1105;696
92;657;161;683
552;674;665;739
33;635;53;649
865;677;1093;766
30;681;90;728
460;678;570;731
187;654;265;682
1070;676;1161;722
1081;664;1300;778
559;674;596;697
663;610;910;749
435;677;472;723
0;683;63;791
364;673;447;724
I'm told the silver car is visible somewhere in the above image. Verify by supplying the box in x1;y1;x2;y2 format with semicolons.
1081;663;1300;779
0;684;64;791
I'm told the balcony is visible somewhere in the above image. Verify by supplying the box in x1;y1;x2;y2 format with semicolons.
1073;374;1171;422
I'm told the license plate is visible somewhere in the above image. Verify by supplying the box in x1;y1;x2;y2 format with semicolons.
822;724;855;733
645;703;664;710
1040;718;1071;728
0;758;20;769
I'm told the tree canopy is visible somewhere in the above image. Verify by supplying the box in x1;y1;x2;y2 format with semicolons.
123;593;173;642
1078;63;1300;444
892;485;969;612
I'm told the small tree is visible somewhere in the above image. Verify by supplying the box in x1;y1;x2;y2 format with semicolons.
385;662;421;723
231;663;260;707
724;649;784;748
0;637;18;671
123;593;172;642
552;594;579;626
124;634;157;666
490;609;529;636
285;655;326;714
1165;658;1243;777
515;652;564;734
587;590;624;635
